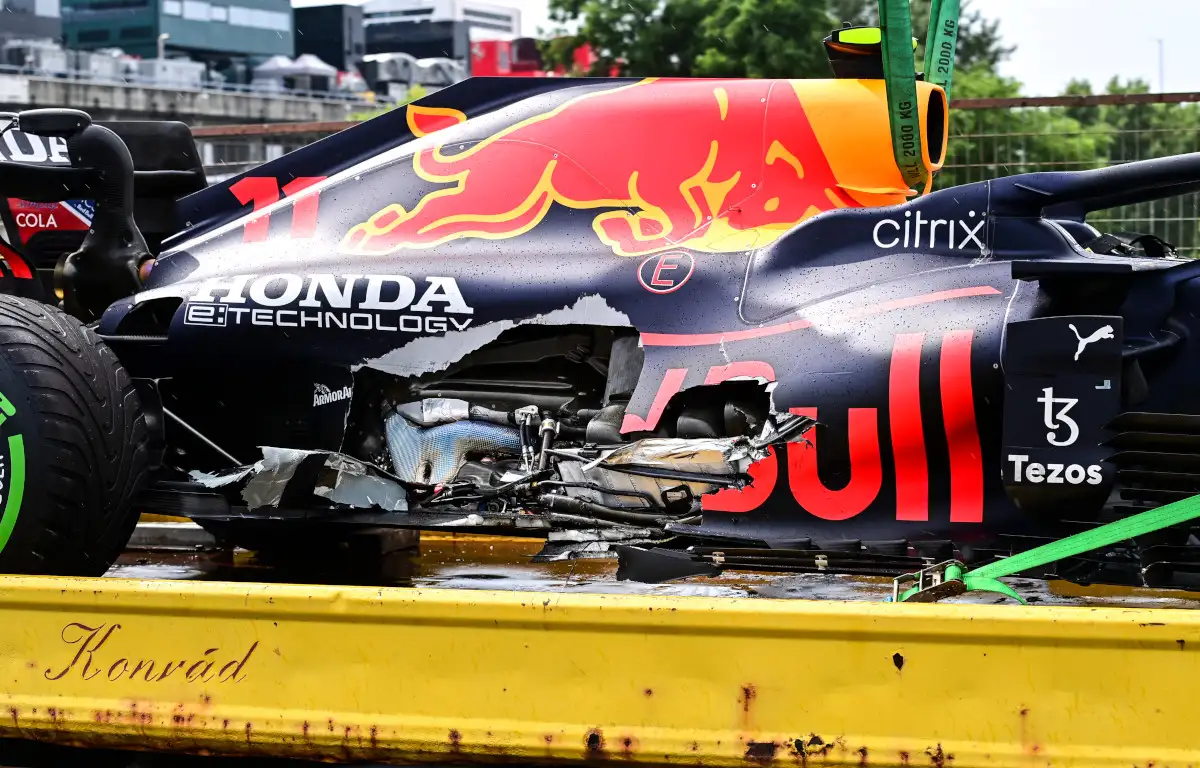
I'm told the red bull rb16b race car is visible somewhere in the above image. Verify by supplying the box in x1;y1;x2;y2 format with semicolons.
1;20;1200;588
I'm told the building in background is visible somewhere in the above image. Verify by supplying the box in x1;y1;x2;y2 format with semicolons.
469;38;612;78
468;37;539;76
61;0;293;68
294;3;363;73
1;0;63;43
363;0;519;63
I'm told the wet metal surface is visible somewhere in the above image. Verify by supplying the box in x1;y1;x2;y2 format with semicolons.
6;536;1200;767
106;533;1200;610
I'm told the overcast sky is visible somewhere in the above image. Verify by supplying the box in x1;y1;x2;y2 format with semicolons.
321;0;1200;96
971;0;1200;95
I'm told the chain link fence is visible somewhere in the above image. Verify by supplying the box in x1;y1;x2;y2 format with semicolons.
193;92;1200;254
941;92;1200;256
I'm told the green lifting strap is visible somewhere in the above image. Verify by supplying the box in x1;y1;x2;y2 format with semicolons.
878;0;926;191
923;0;961;101
895;493;1200;604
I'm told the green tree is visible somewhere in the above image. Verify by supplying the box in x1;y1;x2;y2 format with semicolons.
543;0;1011;80
694;0;838;77
1061;78;1099;127
1079;77;1200;252
1097;77;1200;161
541;0;702;77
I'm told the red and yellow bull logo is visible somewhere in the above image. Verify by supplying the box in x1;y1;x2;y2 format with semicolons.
341;77;945;258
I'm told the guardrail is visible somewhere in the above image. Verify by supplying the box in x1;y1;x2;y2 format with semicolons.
0;63;390;105
191;121;361;137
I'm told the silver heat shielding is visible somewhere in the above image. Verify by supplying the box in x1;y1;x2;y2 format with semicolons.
384;409;522;485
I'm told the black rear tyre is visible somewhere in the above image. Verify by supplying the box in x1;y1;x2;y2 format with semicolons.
0;295;149;576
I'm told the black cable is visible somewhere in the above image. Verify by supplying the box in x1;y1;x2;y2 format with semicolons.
539;494;677;527
536;480;658;507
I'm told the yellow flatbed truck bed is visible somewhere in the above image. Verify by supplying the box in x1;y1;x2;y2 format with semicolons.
2;534;1200;766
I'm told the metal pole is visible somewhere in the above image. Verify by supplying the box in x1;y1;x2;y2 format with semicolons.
163;407;243;466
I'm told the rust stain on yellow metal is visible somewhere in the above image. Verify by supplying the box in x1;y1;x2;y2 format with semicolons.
137;513;190;523
416;532;534;544
1046;579;1200;602
0;576;1198;765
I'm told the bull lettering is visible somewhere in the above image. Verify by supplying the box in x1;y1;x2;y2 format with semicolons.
697;329;984;522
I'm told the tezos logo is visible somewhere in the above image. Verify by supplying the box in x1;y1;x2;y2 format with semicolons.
1038;386;1079;447
1007;385;1103;487
314;383;352;407
1007;454;1103;486
872;210;986;252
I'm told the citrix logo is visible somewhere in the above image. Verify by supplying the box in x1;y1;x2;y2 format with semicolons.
872;210;986;251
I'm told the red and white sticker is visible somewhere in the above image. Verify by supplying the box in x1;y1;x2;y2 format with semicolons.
7;198;91;244
638;251;694;294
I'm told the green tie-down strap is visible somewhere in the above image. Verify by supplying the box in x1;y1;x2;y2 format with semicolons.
878;0;926;191
922;0;960;101
894;493;1200;603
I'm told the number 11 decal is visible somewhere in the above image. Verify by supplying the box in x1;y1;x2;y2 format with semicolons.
229;176;328;243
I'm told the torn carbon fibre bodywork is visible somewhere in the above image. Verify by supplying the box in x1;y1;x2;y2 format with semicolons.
177;411;815;542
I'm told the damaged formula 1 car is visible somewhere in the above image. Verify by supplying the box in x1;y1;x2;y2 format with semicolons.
3;7;1200;590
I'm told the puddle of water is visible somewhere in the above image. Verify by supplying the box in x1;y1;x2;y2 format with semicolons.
106;534;1200;609
108;537;766;598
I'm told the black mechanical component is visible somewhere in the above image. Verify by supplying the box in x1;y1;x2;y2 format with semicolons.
410;327;614;414
54;125;149;321
0;162;94;203
378;324;773;449
539;493;691;527
9;109;147;321
603;333;643;405
3;112;206;320
15;108;91;136
537;417;558;470
823;25;887;80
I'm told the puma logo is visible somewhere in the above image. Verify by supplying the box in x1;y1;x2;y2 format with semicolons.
1069;323;1115;361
